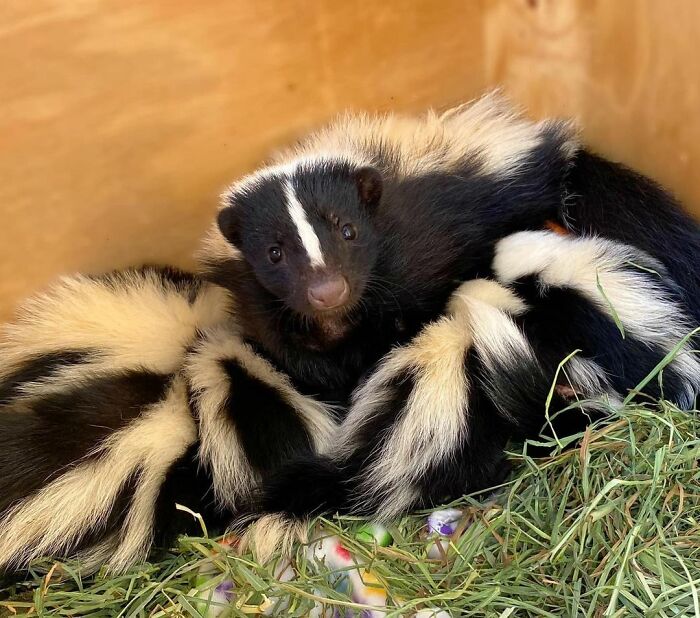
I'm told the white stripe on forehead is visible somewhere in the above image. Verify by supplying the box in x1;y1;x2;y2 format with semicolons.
284;179;326;268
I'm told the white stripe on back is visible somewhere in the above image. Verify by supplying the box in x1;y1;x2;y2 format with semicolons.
284;180;326;267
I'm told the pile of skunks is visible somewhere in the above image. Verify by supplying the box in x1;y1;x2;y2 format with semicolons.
0;93;698;573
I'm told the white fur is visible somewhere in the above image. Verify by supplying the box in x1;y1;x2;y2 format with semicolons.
185;326;258;508
493;232;683;346
455;282;546;424
196;221;243;267
448;278;528;316
278;91;578;180
242;513;307;564
0;268;232;572
334;280;533;517
563;356;614;398
453;282;535;372
453;279;618;403
229;156;367;197
284;180;326;268
212;92;578;261
337;310;472;518
0;269;233;384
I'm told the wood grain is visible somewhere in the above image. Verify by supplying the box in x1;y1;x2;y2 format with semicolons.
1;0;698;319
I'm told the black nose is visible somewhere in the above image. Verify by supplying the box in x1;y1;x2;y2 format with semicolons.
307;276;350;310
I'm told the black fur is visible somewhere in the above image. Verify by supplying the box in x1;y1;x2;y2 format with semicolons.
0;265;216;571
260;372;419;518
204;124;700;531
414;381;519;510
2;106;699;570
249;338;574;522
257;456;348;519
511;276;692;405
152;445;230;547
220;358;315;475
0;351;90;405
564;151;700;322
76;470;142;552
205;260;405;409
209;124;700;411
0;368;170;515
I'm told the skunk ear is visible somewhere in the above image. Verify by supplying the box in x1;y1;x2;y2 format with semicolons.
353;166;383;209
217;205;241;247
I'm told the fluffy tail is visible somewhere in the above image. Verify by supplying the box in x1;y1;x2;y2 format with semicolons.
0;266;229;573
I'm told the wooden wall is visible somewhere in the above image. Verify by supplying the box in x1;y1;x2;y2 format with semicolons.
1;0;698;319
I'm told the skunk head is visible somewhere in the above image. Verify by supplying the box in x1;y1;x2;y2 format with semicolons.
215;158;382;338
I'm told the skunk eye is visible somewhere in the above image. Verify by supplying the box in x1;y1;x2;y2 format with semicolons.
341;224;357;241
268;246;283;263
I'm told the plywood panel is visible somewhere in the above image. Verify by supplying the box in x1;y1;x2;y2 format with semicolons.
1;0;699;320
0;0;486;319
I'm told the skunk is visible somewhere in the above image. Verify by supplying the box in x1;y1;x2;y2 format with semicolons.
200;92;700;409
0;265;339;572
241;231;700;560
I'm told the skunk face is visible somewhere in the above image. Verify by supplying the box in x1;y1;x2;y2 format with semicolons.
217;160;382;335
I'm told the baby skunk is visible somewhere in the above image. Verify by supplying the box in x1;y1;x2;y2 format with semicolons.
0;265;339;572
242;232;699;560
200;92;700;408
